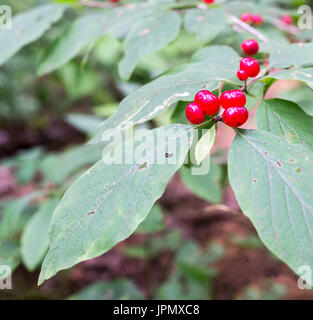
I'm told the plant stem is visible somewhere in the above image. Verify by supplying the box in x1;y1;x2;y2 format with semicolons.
228;14;269;43
79;0;116;8
267;17;300;36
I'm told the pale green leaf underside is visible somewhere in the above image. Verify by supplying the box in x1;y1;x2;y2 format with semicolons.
90;45;239;144
256;98;313;147
264;68;313;89
195;126;216;165
21;198;58;271
184;8;227;43
39;124;193;284
0;4;67;66
119;11;181;80
229;129;313;276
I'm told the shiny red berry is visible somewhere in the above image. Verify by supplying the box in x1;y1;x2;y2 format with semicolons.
202;0;214;3
240;57;260;78
186;102;205;124
281;15;293;25
194;90;220;115
223;107;248;127
237;69;248;81
241;13;252;24
252;14;263;25
220;90;246;109
109;0;120;2
241;39;259;55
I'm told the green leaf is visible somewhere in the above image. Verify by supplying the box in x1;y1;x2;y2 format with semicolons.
38;5;159;75
0;4;67;66
184;8;227;43
65;113;103;136
180;160;222;204
38;13;108;75
119;11;181;80
90;45;239;144
278;84;313;117
68;279;143;300
0;192;41;241
135;204;164;234
194;126;216;165
21;198;58;271
228;129;313;277
256;99;313;147
264;68;313;89
269;43;313;68
0;241;20;277
39;124;193;284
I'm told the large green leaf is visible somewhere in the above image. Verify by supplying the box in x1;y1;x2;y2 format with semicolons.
90;45;239;144
0;4;67;66
39;124;193;284
184;8;227;43
180;160;222;204
119;11;181;80
269;43;313;68
228;129;313;277
255;99;313;147
21;198;58;271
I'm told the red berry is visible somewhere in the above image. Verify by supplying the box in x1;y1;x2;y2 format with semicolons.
281;15;293;25
220;90;246;109
186;102;205;124
240;57;260;78
109;0;119;2
241;13;252;24
241;39;259;55
202;0;214;3
237;69;248;81
194;90;220;115
252;14;263;25
223;107;248;127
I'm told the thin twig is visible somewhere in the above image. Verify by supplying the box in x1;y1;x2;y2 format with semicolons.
79;0;116;8
267;17;300;36
228;14;269;43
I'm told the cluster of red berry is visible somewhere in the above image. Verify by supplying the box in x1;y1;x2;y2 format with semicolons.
185;89;248;128
185;39;262;128
240;13;263;25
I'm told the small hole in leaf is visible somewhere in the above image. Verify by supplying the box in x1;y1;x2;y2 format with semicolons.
276;161;282;167
137;162;148;171
87;210;95;216
252;178;257;183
